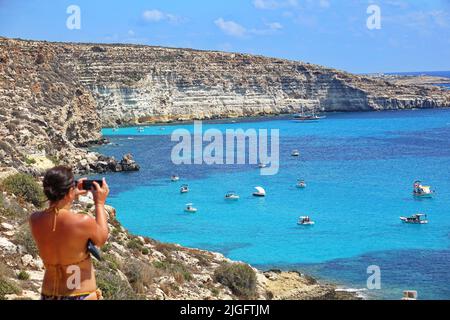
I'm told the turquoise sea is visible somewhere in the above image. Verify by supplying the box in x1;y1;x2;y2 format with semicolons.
95;108;450;300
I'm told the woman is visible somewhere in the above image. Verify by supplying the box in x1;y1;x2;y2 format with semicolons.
30;166;110;300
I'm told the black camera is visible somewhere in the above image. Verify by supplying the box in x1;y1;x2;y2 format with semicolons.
78;179;103;191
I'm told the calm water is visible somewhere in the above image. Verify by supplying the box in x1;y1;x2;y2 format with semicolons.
95;109;450;300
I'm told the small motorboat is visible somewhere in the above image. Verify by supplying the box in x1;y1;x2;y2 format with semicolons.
253;186;266;197
112;127;119;132
171;175;180;182
225;191;240;200
412;181;434;198
400;213;428;224
291;150;300;157
137;127;145;132
296;179;306;188
258;162;267;168
184;203;197;213
180;184;189;193
298;216;315;226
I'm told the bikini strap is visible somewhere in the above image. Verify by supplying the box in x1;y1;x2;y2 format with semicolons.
52;207;59;232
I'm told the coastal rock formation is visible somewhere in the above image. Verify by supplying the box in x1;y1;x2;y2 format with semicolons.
1;37;449;171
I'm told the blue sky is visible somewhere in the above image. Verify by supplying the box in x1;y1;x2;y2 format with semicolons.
0;0;449;73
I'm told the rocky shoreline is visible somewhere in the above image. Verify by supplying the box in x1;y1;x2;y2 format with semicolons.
0;183;360;300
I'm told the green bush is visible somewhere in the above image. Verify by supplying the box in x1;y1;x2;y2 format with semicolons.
101;243;112;253
2;173;45;207
96;269;139;300
153;259;192;282
123;260;158;294
141;248;149;255
102;253;121;271
214;263;257;299
24;158;36;165
0;278;20;300
14;224;39;258
0;196;28;221
126;238;143;251
17;271;30;281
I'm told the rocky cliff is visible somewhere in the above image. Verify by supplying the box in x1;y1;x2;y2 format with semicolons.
1;36;449;172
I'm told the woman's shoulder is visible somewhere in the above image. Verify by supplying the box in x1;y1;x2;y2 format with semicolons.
70;210;95;223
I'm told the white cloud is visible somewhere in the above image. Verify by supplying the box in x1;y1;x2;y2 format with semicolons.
142;9;183;24
384;9;450;30
214;18;247;37
215;18;283;37
319;0;330;9
142;9;164;22
267;22;283;30
252;0;298;10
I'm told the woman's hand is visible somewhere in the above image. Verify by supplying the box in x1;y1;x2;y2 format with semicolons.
75;178;88;197
92;178;109;205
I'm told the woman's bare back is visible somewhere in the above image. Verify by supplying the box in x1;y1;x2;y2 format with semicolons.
30;210;97;296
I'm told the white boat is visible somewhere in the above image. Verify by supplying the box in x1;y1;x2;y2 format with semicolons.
296;180;306;188
171;175;180;182
258;162;267;168
225;191;240;200
253;186;266;197
137;127;145;132
400;213;428;224
294;103;326;122
291;150;300;157
298;216;315;226
413;181;434;198
184;203;197;213
402;290;418;300
180;184;189;193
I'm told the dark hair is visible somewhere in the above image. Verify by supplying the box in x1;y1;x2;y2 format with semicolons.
43;166;75;202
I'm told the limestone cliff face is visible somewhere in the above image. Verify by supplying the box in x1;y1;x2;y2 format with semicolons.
72;42;449;126
1;37;449;171
0;38;102;173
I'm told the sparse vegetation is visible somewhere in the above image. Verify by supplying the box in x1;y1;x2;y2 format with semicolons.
47;155;60;166
17;271;30;281
0;263;21;300
14;224;39;258
123;260;158;294
96;268;139;300
153;259;192;283
0;278;21;300
2;173;45;207
0;193;28;221
24;157;36;165
126;237;144;251
214;263;257;299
